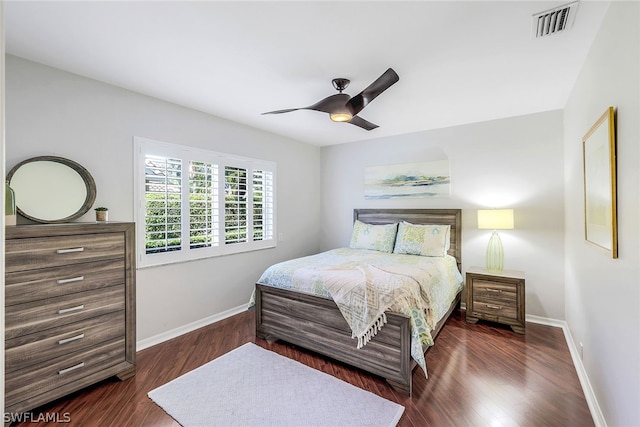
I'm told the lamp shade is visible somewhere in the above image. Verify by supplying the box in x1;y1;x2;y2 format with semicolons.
477;209;514;230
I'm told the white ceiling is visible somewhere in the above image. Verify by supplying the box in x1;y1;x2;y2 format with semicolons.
4;1;610;146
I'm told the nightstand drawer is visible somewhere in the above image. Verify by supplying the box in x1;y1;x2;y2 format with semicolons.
471;300;517;319
472;280;516;304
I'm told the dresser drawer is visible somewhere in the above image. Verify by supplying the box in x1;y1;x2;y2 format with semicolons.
472;280;517;305
5;286;124;340
5;233;124;273
5;311;125;373
5;338;125;407
6;259;124;306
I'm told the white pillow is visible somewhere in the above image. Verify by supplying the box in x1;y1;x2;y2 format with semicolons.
393;222;451;257
349;220;398;253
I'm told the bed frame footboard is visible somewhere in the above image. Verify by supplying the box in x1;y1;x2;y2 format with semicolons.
255;284;413;394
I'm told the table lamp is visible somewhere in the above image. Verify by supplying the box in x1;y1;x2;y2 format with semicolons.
477;209;514;273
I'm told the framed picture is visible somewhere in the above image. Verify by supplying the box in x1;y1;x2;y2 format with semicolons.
364;160;450;199
582;106;617;258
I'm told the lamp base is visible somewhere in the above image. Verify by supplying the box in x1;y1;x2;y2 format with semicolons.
486;230;504;273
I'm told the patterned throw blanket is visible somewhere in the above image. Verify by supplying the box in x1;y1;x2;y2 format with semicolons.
295;264;428;349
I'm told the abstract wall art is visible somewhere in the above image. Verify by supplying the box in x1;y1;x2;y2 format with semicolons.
364;160;450;199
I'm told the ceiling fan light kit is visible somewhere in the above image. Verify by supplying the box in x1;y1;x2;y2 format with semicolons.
262;68;399;130
330;113;353;122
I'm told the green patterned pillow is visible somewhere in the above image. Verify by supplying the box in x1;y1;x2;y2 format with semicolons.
349;220;398;253
393;222;450;257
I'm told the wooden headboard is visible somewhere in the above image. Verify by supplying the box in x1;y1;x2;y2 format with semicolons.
354;208;462;271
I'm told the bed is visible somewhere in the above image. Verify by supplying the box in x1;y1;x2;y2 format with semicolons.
253;208;462;395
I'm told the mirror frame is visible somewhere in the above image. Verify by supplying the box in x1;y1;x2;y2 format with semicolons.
7;156;97;224
582;106;618;258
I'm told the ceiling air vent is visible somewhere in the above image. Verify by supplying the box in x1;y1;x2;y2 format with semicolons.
532;1;579;38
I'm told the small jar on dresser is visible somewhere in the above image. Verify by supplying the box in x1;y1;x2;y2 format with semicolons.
4;222;136;416
465;266;525;334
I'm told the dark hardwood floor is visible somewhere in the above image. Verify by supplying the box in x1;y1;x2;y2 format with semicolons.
11;309;594;426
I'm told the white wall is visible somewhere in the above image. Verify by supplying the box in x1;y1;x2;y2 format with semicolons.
563;2;640;425
1;2;7;414
5;55;322;342
320;110;566;320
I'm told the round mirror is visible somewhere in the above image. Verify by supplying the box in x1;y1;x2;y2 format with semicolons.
7;156;97;223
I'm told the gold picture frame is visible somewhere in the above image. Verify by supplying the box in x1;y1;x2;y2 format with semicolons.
582;106;617;258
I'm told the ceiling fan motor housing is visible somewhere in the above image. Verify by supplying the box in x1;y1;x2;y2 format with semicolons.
332;78;350;93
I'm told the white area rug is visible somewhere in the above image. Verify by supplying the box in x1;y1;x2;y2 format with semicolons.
148;342;404;427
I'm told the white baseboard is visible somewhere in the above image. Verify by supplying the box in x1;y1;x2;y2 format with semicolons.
525;313;566;328
136;304;248;352
526;315;606;427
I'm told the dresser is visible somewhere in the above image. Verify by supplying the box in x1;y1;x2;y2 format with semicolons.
5;222;136;415
465;266;525;334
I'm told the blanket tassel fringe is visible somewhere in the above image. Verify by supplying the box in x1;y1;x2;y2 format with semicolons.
356;312;388;349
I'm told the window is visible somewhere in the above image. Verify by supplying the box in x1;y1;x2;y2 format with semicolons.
134;137;276;267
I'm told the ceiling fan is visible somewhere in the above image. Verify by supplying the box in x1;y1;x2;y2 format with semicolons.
262;68;399;130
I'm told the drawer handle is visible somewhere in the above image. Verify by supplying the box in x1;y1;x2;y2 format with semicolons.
58;333;85;345
57;276;85;285
485;288;503;293
58;305;85;315
58;362;85;375
485;304;503;310
56;247;85;254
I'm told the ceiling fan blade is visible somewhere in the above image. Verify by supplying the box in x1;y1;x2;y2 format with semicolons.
347;68;399;116
263;93;351;115
348;115;379;131
307;93;351;114
262;108;301;115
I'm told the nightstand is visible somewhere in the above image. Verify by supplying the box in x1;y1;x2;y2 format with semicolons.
465;266;525;334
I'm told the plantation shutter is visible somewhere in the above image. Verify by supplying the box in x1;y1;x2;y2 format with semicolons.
252;169;274;241
224;166;248;244
189;161;219;249
144;154;182;254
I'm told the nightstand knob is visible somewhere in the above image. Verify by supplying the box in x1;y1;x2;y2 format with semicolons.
486;288;503;293
486;304;502;310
